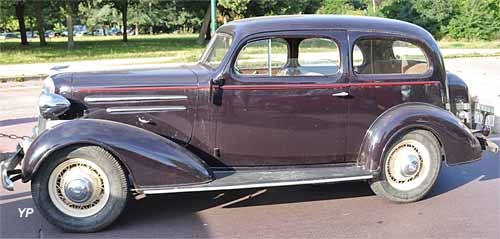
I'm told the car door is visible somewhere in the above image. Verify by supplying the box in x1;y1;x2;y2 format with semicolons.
214;30;350;167
345;32;441;162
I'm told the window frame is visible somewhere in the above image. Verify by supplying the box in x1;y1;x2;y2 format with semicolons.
234;37;290;77
350;34;434;81
229;30;345;84
199;32;234;70
297;37;342;75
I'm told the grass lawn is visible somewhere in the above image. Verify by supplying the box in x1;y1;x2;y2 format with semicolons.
0;34;205;65
0;34;499;65
438;40;500;49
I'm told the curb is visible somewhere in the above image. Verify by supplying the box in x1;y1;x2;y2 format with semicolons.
0;75;48;83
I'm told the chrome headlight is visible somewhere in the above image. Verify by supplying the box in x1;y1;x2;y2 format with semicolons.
42;76;55;93
38;91;70;119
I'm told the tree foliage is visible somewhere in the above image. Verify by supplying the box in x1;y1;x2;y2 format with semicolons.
318;0;368;14
1;0;499;47
379;0;455;39
447;0;500;40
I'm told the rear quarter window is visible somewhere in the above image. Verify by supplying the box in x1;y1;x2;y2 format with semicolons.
353;38;429;75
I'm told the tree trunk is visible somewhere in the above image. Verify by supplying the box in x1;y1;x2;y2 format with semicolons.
15;0;28;45
65;0;75;49
35;0;47;46
197;4;211;44
30;18;34;37
135;24;138;36
122;0;128;42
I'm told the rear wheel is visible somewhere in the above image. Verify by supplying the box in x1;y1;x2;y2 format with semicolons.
32;146;129;232
369;130;441;203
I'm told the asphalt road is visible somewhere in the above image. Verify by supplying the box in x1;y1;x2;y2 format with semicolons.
1;57;499;238
1;130;499;238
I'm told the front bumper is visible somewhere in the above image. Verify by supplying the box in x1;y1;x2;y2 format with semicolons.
0;144;24;191
475;133;499;154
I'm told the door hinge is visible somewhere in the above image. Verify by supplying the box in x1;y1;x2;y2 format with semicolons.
213;148;221;158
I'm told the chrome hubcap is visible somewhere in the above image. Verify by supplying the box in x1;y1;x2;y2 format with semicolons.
385;139;431;191
48;158;110;218
399;154;420;177
64;178;93;203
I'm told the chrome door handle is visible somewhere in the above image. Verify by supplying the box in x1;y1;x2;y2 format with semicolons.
138;117;151;124
332;92;350;97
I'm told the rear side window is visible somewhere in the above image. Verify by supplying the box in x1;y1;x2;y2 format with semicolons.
353;39;429;75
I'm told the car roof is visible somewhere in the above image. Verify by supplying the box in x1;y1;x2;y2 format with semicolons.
218;15;434;42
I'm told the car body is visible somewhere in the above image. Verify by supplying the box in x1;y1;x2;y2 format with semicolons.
45;30;55;38
26;32;37;38
0;32;19;40
1;15;497;232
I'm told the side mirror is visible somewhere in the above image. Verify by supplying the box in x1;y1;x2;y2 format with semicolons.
211;76;224;106
211;77;225;87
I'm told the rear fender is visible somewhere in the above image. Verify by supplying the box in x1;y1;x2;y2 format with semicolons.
358;102;482;171
22;119;213;188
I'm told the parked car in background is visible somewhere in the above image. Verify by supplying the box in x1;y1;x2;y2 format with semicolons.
89;28;105;36
1;15;497;233
45;30;55;38
108;27;122;36
0;32;19;39
26;32;37;38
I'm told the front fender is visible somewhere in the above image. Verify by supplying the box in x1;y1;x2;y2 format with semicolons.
22;119;213;187
358;102;482;171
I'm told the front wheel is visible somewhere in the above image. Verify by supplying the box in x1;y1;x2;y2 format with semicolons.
31;146;129;232
369;130;441;203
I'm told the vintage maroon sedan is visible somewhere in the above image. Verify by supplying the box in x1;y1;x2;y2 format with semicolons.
1;15;497;232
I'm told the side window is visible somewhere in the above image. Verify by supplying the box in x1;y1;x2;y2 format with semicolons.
298;38;340;76
353;38;429;75
352;45;364;71
235;38;288;77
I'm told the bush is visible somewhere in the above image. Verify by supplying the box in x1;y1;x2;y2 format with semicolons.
379;0;455;39
447;0;500;40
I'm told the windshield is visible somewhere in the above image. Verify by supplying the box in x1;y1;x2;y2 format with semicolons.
200;33;233;68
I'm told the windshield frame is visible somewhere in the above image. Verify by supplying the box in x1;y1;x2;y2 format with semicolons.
199;32;233;69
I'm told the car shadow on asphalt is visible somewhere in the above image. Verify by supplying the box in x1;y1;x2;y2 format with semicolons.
221;181;374;208
429;139;500;198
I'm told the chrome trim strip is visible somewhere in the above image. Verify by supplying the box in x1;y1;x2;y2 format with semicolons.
106;106;186;114
84;95;187;103
136;175;373;194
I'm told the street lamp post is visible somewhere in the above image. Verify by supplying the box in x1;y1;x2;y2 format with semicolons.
211;0;216;35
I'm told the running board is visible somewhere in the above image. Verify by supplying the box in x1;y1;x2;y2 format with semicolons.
136;166;374;195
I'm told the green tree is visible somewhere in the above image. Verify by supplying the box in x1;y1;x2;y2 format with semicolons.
15;0;29;45
448;0;500;40
32;0;47;46
128;0;162;35
104;0;135;42
218;0;250;20
79;0;118;35
379;0;456;39
63;0;78;49
246;0;322;16
319;0;354;14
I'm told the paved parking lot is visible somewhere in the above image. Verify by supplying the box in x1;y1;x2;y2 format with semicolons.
1;57;499;238
1;137;499;238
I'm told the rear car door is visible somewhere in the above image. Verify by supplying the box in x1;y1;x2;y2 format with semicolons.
215;30;350;166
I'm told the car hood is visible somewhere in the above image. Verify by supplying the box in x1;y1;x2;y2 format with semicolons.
67;64;211;94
